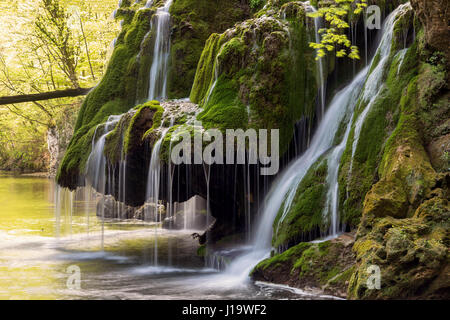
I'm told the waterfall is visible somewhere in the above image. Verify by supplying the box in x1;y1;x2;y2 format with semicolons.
222;5;407;281
144;0;153;9
147;0;173;101
84;115;123;248
349;3;411;173
85;115;123;193
322;71;367;237
307;4;326;116
145;117;174;265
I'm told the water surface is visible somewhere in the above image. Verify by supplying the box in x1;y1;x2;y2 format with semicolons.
0;172;335;300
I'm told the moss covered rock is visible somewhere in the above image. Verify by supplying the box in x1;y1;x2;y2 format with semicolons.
252;234;356;298
347;23;449;300
167;0;251;98
348;195;449;299
272;157;329;250
190;4;318;155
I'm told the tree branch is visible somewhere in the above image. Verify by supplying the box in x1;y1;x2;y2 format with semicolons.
0;87;93;105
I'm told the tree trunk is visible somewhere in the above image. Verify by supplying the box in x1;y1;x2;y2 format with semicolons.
0;87;93;105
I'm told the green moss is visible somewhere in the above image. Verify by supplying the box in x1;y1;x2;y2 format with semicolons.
125;101;163;154
159;124;195;162
272;157;328;249
252;239;355;292
189;11;317;157
252;242;312;272
104;113;133;164
197;245;207;257
168;0;250;98
57;5;154;187
349;200;449;299
338;36;421;227
197;75;248;130
190;33;226;104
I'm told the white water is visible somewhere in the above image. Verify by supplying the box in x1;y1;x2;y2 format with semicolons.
145;117;174;265
322;69;368;236
84;115;124;247
308;4;326;116
274;69;368;235
144;0;153;9
349;3;411;172
220;5;409;283
85;115;123;193
147;0;173;101
219;68;369;284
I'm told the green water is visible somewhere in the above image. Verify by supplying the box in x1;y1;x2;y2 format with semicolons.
0;172;334;300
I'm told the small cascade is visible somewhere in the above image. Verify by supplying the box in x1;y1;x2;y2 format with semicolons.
145;117;175;265
203;54;221;105
85;115;123;193
144;0;153;9
396;48;408;75
147;0;173;101
349;3;411;172
305;2;326;117
322;69;368;236
84;115;123;248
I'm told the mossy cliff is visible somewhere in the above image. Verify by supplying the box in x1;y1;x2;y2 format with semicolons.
57;1;158;188
347;28;449;299
338;8;418;229
257;1;449;299
272;157;329;250
57;0;250;189
190;1;319;156
167;0;251;98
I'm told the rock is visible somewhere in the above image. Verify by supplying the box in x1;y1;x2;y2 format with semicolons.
348;196;449;299
363;180;409;219
96;195;136;219
162;196;213;230
251;233;356;299
133;202;166;222
410;0;450;72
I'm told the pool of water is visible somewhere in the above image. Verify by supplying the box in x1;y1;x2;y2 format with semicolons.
0;172;337;300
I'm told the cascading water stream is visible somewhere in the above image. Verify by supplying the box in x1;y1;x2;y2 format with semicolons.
145;117;174;266
349;3;411;173
306;4;326;116
322;74;366;237
147;0;173;101
221;5;406;282
84;115;123;248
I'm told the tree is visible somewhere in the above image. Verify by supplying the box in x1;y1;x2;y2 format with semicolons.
35;0;82;88
0;0;119;172
308;0;367;60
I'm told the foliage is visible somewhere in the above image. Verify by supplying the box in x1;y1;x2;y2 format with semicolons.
308;0;367;60
0;0;119;172
250;0;265;10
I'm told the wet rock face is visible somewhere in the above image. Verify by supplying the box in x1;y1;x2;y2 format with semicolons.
47;127;60;178
411;0;450;69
